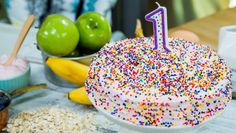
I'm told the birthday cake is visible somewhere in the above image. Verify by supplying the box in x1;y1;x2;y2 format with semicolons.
85;37;232;127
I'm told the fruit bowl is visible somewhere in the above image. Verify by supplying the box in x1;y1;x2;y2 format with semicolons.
42;52;95;87
94;103;220;133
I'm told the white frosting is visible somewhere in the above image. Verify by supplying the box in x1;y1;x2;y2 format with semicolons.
86;37;232;127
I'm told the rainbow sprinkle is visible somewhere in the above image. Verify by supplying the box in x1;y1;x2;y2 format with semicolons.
85;37;232;128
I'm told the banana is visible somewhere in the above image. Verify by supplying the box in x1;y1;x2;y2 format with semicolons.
46;58;92;105
46;57;89;85
135;19;144;37
68;86;92;105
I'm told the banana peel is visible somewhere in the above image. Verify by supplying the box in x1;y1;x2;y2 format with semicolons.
68;86;92;105
46;57;89;85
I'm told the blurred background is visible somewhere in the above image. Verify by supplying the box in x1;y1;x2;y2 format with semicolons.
0;0;236;38
112;0;235;37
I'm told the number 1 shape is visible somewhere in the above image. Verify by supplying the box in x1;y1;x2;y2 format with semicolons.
145;6;171;52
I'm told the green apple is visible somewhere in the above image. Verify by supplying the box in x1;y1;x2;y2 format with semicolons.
37;14;79;56
75;12;111;51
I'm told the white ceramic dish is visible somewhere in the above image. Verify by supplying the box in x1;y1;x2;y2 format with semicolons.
94;103;220;133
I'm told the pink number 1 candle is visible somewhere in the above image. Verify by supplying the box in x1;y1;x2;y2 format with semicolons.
145;3;171;52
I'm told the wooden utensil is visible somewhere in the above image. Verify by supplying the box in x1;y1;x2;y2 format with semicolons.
4;15;35;66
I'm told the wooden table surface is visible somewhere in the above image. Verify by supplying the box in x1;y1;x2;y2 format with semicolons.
169;7;236;50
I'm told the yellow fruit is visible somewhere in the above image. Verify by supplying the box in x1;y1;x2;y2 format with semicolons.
46;57;89;85
135;19;144;37
68;86;92;105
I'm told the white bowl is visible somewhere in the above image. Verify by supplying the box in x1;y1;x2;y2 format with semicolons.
94;104;220;133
